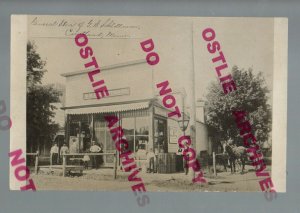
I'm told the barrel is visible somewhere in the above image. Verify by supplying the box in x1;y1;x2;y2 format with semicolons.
175;155;184;172
157;153;176;173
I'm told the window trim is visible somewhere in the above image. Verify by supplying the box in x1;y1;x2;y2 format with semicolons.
121;116;150;153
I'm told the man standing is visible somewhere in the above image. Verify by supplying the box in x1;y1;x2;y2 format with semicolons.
146;148;156;173
184;153;189;175
90;141;101;169
60;143;69;162
50;143;59;165
60;143;69;155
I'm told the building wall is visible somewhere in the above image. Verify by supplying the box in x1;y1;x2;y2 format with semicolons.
195;121;209;153
168;118;181;153
65;62;154;108
62;61;209;158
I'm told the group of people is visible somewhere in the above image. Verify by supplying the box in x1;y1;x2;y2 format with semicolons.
49;141;103;169
50;143;69;165
50;142;192;173
145;148;190;174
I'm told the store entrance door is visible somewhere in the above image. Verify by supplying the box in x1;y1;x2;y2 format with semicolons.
154;117;168;153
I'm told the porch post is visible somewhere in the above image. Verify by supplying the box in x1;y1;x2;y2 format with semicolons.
79;121;82;152
34;151;39;175
150;103;154;150
213;152;217;177
113;151;117;179
65;114;70;148
62;154;66;177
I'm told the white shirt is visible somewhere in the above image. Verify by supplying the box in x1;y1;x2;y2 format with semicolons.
60;146;69;155
90;145;101;153
146;151;155;162
50;146;59;154
83;154;90;161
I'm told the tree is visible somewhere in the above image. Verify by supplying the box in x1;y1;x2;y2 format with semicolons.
205;66;272;148
26;41;61;152
27;41;46;86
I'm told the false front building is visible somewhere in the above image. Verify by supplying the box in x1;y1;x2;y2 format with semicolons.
61;60;209;169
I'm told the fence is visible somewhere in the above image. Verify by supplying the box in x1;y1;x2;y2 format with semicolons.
212;152;253;176
211;152;233;176
197;151;229;177
26;152;117;178
26;152;40;175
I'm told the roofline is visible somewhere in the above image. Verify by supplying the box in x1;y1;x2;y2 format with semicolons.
61;98;156;110
61;59;147;77
196;119;206;125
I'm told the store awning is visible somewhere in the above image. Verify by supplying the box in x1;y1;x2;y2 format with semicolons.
65;101;150;115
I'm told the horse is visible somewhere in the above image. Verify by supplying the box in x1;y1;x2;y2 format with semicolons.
215;153;229;172
225;144;247;174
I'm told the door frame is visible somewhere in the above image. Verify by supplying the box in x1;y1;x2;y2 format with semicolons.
153;115;168;153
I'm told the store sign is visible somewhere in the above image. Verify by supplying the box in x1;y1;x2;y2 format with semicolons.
169;126;181;144
83;87;130;100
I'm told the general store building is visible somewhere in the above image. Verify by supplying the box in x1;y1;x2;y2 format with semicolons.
61;60;209;168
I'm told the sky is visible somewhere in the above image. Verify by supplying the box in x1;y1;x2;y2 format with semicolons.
29;16;193;90
28;16;275;122
28;15;195;116
193;17;274;101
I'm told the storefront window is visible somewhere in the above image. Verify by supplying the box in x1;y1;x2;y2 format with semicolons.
81;122;91;152
126;136;135;153
94;116;114;165
68;113;151;164
135;117;149;152
122;117;135;152
135;117;149;135
135;136;148;151
122;117;135;135
105;131;114;150
70;122;80;137
122;116;149;153
98;130;105;147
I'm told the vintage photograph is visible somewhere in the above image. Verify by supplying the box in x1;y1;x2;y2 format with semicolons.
10;15;287;193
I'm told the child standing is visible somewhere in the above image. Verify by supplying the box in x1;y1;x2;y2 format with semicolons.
82;150;90;170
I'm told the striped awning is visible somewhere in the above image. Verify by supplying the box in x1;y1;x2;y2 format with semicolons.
65;101;150;115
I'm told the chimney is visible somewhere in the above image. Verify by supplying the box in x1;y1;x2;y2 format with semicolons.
196;99;206;123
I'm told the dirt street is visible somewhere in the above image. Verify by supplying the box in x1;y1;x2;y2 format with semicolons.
32;165;264;192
